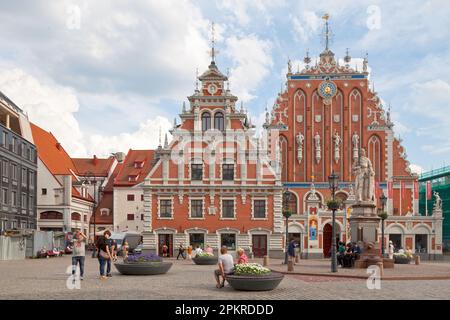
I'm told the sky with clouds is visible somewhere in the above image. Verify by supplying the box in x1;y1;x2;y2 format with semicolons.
0;0;449;175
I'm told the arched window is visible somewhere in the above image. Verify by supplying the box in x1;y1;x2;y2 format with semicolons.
279;135;288;181
283;191;297;214
40;211;63;220
214;112;224;131
201;112;211;131
71;212;81;221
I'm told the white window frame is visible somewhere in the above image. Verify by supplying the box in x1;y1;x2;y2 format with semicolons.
251;197;268;220
220;197;236;220
189;197;205;219
158;196;174;219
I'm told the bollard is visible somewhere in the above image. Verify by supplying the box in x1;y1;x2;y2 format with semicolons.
263;255;269;266
415;255;420;265
376;262;384;277
288;260;294;271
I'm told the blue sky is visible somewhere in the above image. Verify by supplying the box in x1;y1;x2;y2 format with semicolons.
0;0;449;174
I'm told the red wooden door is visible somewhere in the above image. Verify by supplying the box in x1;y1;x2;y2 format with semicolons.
252;235;267;258
323;224;332;258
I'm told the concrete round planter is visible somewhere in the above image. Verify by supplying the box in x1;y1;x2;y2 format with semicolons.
226;272;284;291
114;261;173;275
394;256;411;264
192;256;218;265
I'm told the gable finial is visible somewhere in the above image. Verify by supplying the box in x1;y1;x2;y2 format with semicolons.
158;127;162;147
208;21;219;63
195;68;199;92
164;133;168;148
322;13;331;51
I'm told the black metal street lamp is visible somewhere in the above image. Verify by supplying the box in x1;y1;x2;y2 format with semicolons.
328;171;339;273
282;188;293;265
83;171;98;258
378;193;388;256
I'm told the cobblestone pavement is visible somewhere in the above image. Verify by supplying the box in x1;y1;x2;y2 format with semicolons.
1;256;450;300
268;258;450;279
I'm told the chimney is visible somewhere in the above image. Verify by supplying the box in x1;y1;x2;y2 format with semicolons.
56;142;62;151
93;155;98;165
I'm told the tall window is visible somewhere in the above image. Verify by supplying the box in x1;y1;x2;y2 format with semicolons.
283;191;297;214
222;164;234;180
160;199;172;218
12;191;17;207
191;200;203;218
21;168;27;184
221;233;236;250
222;200;234;218
11;164;17;181
2;161;9;178
191;164;203;180
201;112;211;131
2;188;7;205
254;200;266;218
214;112;224;131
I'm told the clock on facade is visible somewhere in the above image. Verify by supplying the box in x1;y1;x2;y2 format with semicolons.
318;80;337;100
207;84;218;95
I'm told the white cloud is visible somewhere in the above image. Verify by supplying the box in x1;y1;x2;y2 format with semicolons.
0;67;87;156
0;66;172;157
217;0;285;26
291;11;322;43
226;35;273;102
88;116;172;157
410;163;424;175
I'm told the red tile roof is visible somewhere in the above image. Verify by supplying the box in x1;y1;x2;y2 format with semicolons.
30;123;77;176
72;156;115;177
31;122;93;203
114;149;156;186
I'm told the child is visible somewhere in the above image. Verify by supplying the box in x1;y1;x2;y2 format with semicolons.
122;241;129;259
187;245;193;260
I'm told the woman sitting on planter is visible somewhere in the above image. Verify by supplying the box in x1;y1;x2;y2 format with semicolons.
214;246;235;289
236;248;248;264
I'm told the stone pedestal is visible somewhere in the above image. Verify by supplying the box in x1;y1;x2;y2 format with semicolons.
349;202;384;268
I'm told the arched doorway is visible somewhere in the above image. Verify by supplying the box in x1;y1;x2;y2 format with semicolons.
323;223;341;258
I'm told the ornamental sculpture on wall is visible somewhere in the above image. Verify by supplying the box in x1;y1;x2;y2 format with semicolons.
333;130;341;164
314;132;321;164
296;132;304;164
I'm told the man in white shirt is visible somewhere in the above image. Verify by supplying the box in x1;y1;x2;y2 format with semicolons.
214;246;235;288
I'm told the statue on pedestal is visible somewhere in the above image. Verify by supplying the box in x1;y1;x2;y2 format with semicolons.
433;191;442;211
353;148;375;203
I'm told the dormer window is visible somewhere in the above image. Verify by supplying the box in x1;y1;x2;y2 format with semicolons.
128;175;138;182
100;209;110;216
201;112;211;131
134;161;144;169
214;112;224;131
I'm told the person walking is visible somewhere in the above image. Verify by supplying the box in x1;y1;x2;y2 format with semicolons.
287;240;296;262
214;246;235;288
162;244;168;257
388;240;395;259
177;243;186;260
96;230;113;280
105;235;117;277
71;230;87;280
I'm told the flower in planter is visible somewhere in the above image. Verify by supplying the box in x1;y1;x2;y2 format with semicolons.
196;252;214;258
234;263;271;276
125;252;162;263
